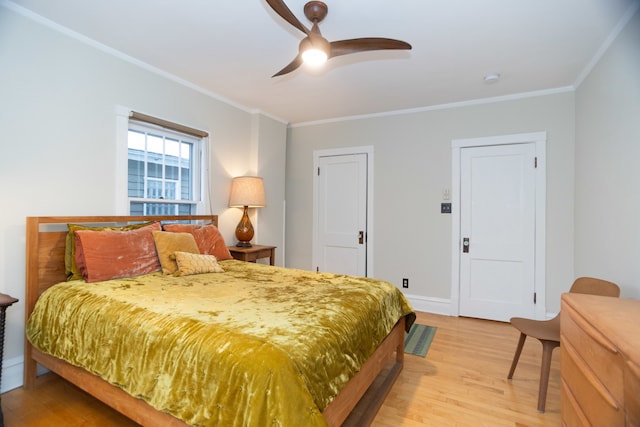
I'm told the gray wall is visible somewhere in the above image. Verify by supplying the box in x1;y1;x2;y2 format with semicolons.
255;114;288;265
574;8;640;298
286;93;576;314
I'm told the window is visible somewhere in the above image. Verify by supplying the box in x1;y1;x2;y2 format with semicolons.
127;113;207;216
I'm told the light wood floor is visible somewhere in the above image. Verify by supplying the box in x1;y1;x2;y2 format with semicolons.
2;311;561;426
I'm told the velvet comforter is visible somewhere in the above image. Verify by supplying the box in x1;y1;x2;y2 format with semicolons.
27;260;415;427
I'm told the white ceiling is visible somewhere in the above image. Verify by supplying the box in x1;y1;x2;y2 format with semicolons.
5;0;639;124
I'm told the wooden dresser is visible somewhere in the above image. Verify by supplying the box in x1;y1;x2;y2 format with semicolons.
560;293;640;426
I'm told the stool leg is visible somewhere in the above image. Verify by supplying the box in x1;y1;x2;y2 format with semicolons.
537;339;560;413
508;332;527;379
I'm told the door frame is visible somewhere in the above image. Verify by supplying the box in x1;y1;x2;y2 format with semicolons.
450;132;547;319
312;146;374;277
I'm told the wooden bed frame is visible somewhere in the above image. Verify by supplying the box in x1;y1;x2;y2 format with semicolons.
24;215;405;427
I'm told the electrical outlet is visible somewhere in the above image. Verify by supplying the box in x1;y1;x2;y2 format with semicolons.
402;278;409;288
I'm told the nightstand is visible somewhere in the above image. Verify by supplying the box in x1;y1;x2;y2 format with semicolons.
228;245;276;266
0;293;18;427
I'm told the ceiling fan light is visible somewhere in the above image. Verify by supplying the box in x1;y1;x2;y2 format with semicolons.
299;35;330;67
302;48;328;66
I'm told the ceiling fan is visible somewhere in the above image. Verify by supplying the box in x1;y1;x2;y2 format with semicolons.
266;0;412;77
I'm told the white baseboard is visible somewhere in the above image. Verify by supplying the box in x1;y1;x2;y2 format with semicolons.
2;356;24;393
406;294;453;316
405;294;558;320
2;356;49;393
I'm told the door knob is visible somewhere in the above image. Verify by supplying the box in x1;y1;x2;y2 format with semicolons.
358;231;364;245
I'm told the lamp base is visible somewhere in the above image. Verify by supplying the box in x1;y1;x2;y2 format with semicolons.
234;206;255;248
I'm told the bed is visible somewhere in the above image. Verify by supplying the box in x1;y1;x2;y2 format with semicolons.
24;215;415;426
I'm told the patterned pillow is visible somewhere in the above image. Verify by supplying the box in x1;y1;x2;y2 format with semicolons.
174;251;225;276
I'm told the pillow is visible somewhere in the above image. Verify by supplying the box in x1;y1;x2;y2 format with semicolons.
65;221;154;281
174;251;225;276
162;224;233;261
74;222;162;283
152;231;200;275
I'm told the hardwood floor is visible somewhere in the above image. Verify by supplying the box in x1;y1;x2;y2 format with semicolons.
373;312;561;426
2;311;561;426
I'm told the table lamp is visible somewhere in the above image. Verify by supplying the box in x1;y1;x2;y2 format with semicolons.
229;176;266;247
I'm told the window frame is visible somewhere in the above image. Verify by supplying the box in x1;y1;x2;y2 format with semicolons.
115;106;209;216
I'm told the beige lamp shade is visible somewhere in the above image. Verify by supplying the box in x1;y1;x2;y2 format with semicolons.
229;176;266;208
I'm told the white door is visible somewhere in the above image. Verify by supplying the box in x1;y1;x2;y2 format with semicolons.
459;143;537;322
315;153;368;276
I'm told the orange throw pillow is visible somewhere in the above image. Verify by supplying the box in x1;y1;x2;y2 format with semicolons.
74;222;162;283
162;224;232;261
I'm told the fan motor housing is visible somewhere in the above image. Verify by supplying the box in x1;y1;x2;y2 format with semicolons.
304;1;328;23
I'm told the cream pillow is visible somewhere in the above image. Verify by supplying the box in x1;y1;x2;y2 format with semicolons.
152;231;200;275
174;251;225;276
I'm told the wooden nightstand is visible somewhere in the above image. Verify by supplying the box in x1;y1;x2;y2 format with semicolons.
228;245;276;266
0;293;18;427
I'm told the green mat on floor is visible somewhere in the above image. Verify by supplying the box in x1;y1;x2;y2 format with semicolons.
404;324;437;357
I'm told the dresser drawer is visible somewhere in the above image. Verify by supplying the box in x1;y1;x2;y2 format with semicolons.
561;339;624;426
625;359;640;426
560;294;640;427
561;377;590;427
562;301;623;401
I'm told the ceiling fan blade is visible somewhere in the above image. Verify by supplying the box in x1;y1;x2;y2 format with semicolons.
329;38;412;58
265;0;309;35
272;54;304;77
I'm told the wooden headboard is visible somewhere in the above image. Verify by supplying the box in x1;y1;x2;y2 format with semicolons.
25;215;218;319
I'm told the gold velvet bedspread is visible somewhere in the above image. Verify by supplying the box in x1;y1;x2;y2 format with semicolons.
27;260;415;427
